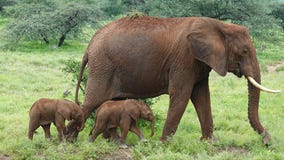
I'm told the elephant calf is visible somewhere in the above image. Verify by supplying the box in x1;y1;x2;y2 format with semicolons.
89;99;155;149
28;98;84;142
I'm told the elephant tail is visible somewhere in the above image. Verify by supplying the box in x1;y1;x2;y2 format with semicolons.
75;52;88;105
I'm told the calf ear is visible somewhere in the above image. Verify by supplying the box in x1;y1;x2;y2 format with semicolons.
57;106;72;121
125;105;140;121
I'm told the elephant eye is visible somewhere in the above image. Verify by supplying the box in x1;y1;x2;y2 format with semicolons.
242;49;249;56
239;49;249;56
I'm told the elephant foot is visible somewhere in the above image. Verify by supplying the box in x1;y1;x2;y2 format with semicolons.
160;136;172;144
66;137;76;143
59;141;65;144
200;135;216;143
262;130;270;146
119;144;128;149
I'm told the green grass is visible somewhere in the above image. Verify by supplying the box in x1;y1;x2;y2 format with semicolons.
0;48;283;159
255;30;284;70
0;17;283;159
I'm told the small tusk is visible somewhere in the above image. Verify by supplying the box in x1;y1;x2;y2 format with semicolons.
247;76;281;93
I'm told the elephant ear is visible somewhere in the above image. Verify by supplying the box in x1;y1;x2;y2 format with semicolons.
124;104;140;121
57;105;72;121
188;20;228;76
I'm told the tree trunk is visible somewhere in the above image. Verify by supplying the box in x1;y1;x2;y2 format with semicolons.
40;33;49;44
58;34;66;47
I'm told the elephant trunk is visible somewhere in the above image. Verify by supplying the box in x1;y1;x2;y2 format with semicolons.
78;120;85;131
247;65;270;145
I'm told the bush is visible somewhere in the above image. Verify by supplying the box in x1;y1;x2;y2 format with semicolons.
4;0;103;47
62;57;88;95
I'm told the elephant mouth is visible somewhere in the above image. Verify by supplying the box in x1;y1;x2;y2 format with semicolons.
229;62;243;78
233;68;243;78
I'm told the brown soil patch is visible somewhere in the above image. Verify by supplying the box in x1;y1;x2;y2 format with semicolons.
99;148;134;160
266;61;284;72
0;154;11;160
215;146;248;155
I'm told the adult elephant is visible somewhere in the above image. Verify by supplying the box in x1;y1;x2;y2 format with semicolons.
66;16;280;144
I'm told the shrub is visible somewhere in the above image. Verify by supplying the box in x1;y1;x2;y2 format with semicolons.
62;57;88;95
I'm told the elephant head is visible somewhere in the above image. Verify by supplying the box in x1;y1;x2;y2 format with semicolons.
64;112;84;142
125;100;155;137
71;109;85;131
58;104;85;132
188;18;280;144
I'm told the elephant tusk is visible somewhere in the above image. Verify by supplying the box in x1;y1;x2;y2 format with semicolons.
247;76;281;93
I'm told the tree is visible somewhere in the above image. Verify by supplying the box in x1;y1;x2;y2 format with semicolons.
271;3;284;31
139;0;193;17
137;0;280;38
189;0;265;23
138;0;266;22
100;0;145;17
52;2;103;46
4;1;55;43
4;0;103;47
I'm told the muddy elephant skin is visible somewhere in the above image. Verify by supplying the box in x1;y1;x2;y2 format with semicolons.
89;99;154;148
67;16;279;144
28;98;84;142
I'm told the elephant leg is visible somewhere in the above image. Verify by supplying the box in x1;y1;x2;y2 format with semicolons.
41;124;51;139
108;128;120;142
119;119;131;148
119;128;129;149
129;122;145;141
102;130;111;139
89;123;106;142
67;79;110;141
191;77;213;140
28;118;40;140
55;118;65;143
161;77;192;142
82;76;115;119
56;127;65;143
89;129;104;143
101;128;119;142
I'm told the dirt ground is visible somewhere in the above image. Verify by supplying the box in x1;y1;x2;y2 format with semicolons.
0;149;134;160
0;154;10;160
100;148;134;160
266;61;284;72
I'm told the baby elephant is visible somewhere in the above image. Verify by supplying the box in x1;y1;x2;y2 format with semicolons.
89;99;155;148
28;98;84;142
